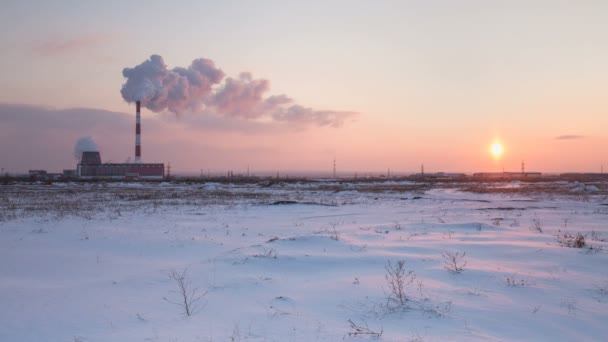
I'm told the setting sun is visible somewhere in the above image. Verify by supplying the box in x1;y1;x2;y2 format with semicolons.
491;142;504;159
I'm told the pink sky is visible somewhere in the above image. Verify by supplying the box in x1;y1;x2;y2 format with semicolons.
1;1;607;174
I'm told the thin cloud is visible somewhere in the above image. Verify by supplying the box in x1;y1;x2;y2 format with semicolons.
32;33;114;56
555;135;585;140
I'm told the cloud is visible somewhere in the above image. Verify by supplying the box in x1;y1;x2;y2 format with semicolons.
272;105;357;128
0;103;133;171
121;55;225;113
209;72;271;119
121;55;358;128
0;103;286;172
32;33;114;56
208;73;357;127
555;135;585;140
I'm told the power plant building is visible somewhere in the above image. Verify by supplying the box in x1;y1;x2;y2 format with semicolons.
76;101;164;180
77;152;164;179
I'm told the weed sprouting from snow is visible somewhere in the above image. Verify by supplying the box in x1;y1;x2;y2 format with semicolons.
590;230;606;242
530;216;543;233
315;220;342;240
591;282;608;303
442;251;468;274
165;268;207;317
345;319;383;338
375;260;452;318
560;297;577;316
385;260;416;308
253;247;278;258
505;274;533;287
230;323;241;342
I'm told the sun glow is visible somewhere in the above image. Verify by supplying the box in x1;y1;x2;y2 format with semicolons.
491;142;504;159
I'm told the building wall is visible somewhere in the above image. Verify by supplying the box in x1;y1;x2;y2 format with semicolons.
77;163;164;179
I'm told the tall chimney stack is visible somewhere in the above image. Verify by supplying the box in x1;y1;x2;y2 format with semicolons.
135;100;141;163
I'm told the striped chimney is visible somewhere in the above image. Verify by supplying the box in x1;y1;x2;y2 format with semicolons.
135;100;141;163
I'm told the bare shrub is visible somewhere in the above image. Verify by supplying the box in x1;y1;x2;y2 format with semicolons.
392;221;402;230
328;221;342;240
505;274;533;287
590;230;606;242
230;323;241;342
378;260;451;317
561;297;577;316
315;221;342;240
442;251;467;274
165;268;207;316
385;260;416;307
530;217;543;233
557;232;586;248
330;225;340;241
346;319;383;338
253;247;277;258
592;282;608;303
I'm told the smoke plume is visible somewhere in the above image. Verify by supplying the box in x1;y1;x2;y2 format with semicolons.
121;55;357;127
121;55;225;113
74;136;98;160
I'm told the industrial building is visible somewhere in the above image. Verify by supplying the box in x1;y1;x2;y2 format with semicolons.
76;101;165;180
77;151;164;179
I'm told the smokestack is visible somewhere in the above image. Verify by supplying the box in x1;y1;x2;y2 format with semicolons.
135;100;141;163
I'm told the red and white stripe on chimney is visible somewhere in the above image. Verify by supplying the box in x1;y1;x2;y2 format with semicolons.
135;100;141;163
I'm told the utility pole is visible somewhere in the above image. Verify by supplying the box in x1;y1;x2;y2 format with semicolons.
421;164;424;176
333;157;337;178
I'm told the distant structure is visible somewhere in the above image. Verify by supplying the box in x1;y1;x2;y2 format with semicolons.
28;169;63;180
135;101;142;163
333;157;337;178
28;170;47;177
472;172;541;179
76;103;164;179
77;151;164;179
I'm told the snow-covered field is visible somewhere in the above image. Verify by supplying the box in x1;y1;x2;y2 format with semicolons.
1;180;608;341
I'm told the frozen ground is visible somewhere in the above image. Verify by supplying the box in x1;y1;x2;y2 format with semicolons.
1;180;608;341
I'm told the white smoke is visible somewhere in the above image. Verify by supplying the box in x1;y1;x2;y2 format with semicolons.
120;55;224;113
73;136;98;160
121;55;357;127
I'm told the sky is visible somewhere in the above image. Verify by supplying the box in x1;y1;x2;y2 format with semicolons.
1;0;607;175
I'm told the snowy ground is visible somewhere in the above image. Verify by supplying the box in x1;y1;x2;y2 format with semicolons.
1;180;608;341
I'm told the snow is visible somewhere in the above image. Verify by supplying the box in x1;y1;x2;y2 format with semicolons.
1;181;607;341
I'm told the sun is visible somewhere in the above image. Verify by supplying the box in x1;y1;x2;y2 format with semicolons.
491;142;504;159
